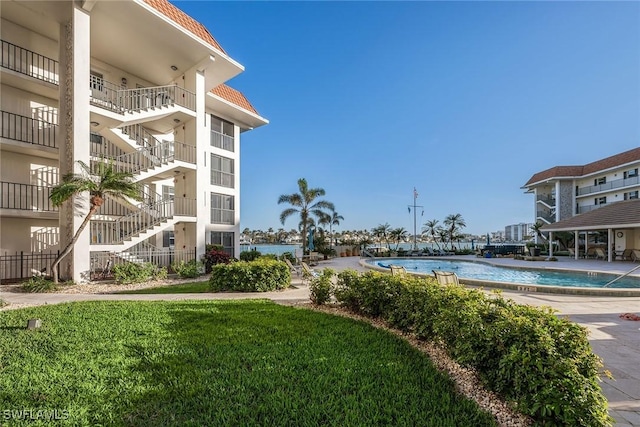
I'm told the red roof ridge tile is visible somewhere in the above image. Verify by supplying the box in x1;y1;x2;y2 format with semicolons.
524;147;640;187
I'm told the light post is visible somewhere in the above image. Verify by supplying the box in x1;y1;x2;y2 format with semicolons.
408;187;424;251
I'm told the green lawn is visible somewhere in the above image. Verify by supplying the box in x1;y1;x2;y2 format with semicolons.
115;281;210;294
0;300;497;426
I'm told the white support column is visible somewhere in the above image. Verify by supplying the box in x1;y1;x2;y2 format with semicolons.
233;124;241;259
58;4;91;282
548;232;554;258
574;230;579;259
194;70;207;260
608;228;613;262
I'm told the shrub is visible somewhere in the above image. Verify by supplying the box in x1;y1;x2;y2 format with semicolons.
172;259;203;278
239;250;262;262
202;249;232;273
331;269;611;427
21;275;58;293
0;298;6;308
113;262;167;284
210;259;290;292
309;268;335;305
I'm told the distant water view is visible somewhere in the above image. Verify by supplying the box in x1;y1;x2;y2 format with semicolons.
241;242;479;256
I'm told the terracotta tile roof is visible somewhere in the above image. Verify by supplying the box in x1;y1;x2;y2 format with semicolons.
212;84;259;115
541;199;640;231
143;0;227;54
524;147;640;187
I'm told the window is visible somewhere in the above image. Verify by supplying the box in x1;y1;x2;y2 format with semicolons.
625;191;639;200
162;185;174;200
210;115;235;152
162;231;175;248
595;196;607;205
90;132;102;144
90;71;103;91
211;193;235;224
210;231;235;256
624;168;639;179
594;177;606;186
211;154;234;188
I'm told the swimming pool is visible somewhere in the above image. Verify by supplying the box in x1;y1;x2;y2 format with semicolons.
365;258;640;289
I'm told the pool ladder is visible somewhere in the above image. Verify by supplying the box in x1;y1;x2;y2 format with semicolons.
603;264;640;288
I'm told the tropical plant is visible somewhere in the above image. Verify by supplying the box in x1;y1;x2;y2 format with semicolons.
278;178;334;252
531;221;548;250
49;160;141;284
372;223;391;249
319;210;344;250
422;219;442;251
443;214;466;250
389;227;409;251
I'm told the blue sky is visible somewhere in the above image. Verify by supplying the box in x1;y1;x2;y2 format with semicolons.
176;1;640;236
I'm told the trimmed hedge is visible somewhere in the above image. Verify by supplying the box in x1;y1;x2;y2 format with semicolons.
332;270;611;427
210;259;291;292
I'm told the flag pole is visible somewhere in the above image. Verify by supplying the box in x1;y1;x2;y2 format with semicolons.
408;188;423;251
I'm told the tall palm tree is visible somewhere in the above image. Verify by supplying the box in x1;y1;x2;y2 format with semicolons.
422;219;442;251
50;160;142;284
531;221;548;249
278;178;334;252
320;210;344;249
444;213;466;250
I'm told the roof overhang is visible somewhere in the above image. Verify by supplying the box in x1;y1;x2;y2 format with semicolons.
89;1;244;86
541;199;640;232
206;92;268;131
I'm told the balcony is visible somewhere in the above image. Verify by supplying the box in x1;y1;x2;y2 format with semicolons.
1;39;58;84
0;181;58;217
1;110;58;149
576;175;640;197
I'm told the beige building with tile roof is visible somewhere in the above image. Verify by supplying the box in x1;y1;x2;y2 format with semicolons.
0;0;268;282
522;148;640;261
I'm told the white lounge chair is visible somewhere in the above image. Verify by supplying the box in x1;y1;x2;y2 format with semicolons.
284;258;301;277
301;262;319;279
432;270;459;285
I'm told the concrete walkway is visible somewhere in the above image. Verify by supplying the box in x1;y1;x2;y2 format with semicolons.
2;255;639;425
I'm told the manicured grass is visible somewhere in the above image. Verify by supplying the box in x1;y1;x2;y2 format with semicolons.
0;300;497;426
115;281;210;294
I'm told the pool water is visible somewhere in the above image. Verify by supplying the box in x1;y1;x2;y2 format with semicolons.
368;259;640;289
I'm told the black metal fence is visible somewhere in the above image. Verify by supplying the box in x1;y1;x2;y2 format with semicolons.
0;251;59;283
1;110;58;148
1;248;198;283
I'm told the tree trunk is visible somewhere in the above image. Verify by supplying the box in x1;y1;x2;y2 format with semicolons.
51;206;97;284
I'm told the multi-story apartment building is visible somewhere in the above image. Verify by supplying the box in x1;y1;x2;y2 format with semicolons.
522;148;640;260
504;223;533;242
0;0;267;281
522;147;640;225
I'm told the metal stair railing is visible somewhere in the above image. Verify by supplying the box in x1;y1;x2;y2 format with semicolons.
603;264;640;288
90;197;196;245
89;78;196;113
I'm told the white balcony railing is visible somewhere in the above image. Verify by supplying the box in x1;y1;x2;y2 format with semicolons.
577;175;640;196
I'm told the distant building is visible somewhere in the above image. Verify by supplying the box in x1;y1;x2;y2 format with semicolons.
504;223;533;242
522;147;640;261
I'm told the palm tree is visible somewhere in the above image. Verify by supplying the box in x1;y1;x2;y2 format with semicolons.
372;223;391;249
444;213;466;250
278;178;334;252
531;221;548;250
49;160;141;284
422;219;442;251
389;227;408;251
319;210;344;249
